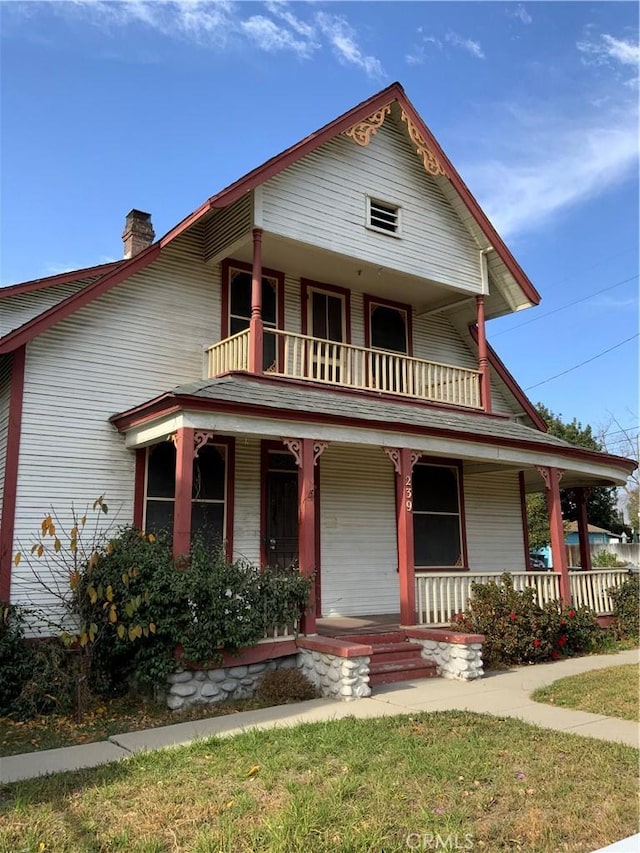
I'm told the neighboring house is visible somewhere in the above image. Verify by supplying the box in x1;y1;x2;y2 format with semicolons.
564;522;623;546
0;83;635;637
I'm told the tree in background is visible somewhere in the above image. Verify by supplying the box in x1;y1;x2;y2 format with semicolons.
596;414;639;540
526;404;627;550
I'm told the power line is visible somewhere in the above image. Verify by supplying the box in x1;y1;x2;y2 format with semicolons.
525;334;639;391
492;273;639;337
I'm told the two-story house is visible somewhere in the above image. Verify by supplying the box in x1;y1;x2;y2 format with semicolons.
1;83;634;639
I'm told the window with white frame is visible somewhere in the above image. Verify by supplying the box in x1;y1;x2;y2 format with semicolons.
412;462;465;568
366;197;401;236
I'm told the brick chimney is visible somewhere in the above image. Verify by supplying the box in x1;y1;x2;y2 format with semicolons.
122;209;155;258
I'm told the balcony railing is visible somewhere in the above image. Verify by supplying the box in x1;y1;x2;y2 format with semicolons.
415;569;628;626
207;329;481;409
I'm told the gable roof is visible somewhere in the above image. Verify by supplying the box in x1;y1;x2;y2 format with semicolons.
0;260;124;299
0;81;540;357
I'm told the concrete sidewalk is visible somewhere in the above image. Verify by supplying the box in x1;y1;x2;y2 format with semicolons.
1;648;637;785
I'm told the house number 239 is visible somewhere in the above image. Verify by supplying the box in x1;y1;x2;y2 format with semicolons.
405;475;413;512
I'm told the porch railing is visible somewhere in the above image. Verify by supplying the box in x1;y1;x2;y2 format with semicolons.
415;569;627;626
569;569;629;615
206;328;482;409
207;329;250;377
267;330;482;409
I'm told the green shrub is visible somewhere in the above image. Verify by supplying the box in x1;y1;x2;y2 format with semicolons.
609;573;640;641
256;668;317;704
451;574;605;669
78;529;312;694
0;604;35;716
592;550;628;568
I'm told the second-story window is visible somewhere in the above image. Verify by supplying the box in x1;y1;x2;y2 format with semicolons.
222;260;283;371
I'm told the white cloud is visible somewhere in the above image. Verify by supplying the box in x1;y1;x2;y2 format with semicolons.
506;4;532;26
464;111;638;238
315;13;384;79
42;1;384;78
405;34;441;66
445;32;485;60
577;33;640;73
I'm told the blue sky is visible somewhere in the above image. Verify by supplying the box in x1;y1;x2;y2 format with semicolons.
1;0;638;449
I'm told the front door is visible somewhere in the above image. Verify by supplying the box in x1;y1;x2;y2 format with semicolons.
265;452;299;569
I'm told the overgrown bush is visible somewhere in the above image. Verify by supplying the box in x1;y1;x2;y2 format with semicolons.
0;604;35;715
12;640;78;718
78;529;312;694
256;668;317;704
451;574;605;669
609;573;640;641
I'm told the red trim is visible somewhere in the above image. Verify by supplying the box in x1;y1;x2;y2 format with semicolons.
223;436;236;563
0;346;25;601
2;83;540;356
298;438;317;634
301;279;352;344
109;383;636;478
0;245;161;355
0;261;124;298
519;471;532;571
133;449;146;529
405;627;485;644
249;229;264;376
574;487;592;572
476;295;491;413
363;293;413;356
468;323;547;432
296;635;372;658
396;448;417;624
173;428;195;560
413;456;469;571
544;467;570;602
314;460;322;617
177;638;298;669
220;257;285;340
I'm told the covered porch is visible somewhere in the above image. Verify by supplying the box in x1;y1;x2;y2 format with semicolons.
111;374;635;635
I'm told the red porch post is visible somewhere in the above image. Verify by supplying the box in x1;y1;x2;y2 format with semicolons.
173;427;194;562
283;438;328;635
248;228;264;375
574;487;592;571
385;447;420;626
539;466;570;603
476;295;491;413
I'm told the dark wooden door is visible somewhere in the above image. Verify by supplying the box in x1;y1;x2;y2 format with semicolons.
266;468;299;569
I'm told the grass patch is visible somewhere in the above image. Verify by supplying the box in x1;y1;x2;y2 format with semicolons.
1;711;638;852
533;663;640;721
0;694;285;757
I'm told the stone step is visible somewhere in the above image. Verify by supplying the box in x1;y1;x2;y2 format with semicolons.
340;631;407;646
369;658;438;686
370;642;424;664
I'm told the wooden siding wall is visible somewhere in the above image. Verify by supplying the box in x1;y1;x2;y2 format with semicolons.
233;436;262;565
0;355;11;522
464;470;526;572
261;117;481;291
319;444;399;617
1;281;90;336
10;227;220;611
204;195;253;261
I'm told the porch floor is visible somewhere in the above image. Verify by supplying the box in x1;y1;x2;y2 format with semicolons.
317;613;402;638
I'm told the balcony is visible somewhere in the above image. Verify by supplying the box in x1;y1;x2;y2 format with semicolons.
207;328;482;410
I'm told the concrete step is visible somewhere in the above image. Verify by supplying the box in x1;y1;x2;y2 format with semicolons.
370;641;424;664
369;658;438;686
340;631;407;646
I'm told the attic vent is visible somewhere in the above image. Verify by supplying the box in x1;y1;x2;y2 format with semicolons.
366;197;401;236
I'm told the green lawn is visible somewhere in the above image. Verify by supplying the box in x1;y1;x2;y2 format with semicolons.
1;711;638;853
533;663;640;721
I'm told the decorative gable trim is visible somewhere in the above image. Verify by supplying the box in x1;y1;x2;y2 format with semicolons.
343;104;392;146
399;108;447;177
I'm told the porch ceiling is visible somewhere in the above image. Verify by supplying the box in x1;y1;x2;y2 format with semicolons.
111;374;635;490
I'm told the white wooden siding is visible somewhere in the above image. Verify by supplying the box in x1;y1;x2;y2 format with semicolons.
261;115;481;291
233;437;261;565
320;444;399;617
204;195;252;261
1;281;89;336
0;355;11;522
464;470;526;572
10;227;221;610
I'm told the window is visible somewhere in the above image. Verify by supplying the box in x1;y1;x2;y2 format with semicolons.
366;197;401;236
412;462;466;568
144;440;229;551
222;260;283;371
